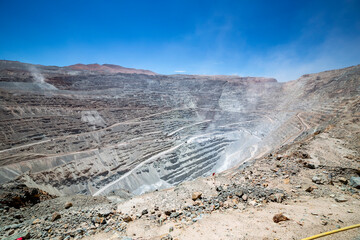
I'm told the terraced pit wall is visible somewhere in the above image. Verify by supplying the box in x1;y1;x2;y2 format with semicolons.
0;60;359;196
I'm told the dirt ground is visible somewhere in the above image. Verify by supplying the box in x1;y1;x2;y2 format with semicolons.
85;195;360;240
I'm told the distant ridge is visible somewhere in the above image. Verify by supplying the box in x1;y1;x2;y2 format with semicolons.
67;63;157;75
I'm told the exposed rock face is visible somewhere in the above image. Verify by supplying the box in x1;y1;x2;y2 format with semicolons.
0;183;56;209
0;60;359;197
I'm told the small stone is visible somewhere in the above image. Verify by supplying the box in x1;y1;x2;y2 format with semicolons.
123;215;133;222
273;213;290;223
335;196;348;202
32;218;41;225
16;231;31;239
142;209;148;215
305;186;318;192
312;175;326;185
349;177;360;189
170;212;180;218
121;237;133;240
160;234;173;240
51;212;61;222
169;226;174;232
242;194;248;201
303;160;317;169
7;229;15;236
192;192;202;201
14;214;23;219
64;202;73;209
249;200;257;206
92;216;107;224
269;193;285;203
98;208;112;217
338;177;348;184
4;223;23;230
235;190;243;197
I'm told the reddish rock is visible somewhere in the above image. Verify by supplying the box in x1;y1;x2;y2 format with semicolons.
273;213;290;223
68;63;157;75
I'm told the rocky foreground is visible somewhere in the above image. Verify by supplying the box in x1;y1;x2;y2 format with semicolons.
1;96;359;239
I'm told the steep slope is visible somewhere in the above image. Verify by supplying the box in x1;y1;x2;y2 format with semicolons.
0;61;359;197
0;99;358;240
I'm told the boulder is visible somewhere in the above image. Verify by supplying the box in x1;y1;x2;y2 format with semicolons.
349;177;360;189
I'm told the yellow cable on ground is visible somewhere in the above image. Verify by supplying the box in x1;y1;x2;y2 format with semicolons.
302;223;360;240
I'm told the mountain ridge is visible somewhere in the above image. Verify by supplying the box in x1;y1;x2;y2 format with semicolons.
67;63;157;75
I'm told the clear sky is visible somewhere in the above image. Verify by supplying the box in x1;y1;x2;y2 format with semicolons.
0;0;359;81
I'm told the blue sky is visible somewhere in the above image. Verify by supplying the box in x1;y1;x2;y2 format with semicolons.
0;0;359;81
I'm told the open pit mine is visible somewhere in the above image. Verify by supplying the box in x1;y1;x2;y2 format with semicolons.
0;60;359;197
